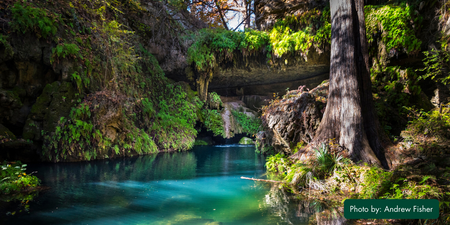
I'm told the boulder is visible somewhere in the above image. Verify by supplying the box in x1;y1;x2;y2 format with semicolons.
430;83;450;107
0;123;16;140
239;137;254;145
23;81;77;141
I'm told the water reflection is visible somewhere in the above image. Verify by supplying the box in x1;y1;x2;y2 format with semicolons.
3;145;345;224
263;185;347;225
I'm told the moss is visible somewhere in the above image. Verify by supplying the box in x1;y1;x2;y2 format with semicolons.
6;90;23;106
22;118;40;141
24;81;77;141
239;137;253;145
0;124;16;140
231;110;262;136
186;7;331;73
194;140;208;146
202;109;225;138
10;1;58;39
0;34;14;59
365;3;422;55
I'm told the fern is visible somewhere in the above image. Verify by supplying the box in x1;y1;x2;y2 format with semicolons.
10;1;58;38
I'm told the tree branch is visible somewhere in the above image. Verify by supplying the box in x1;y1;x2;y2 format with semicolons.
214;0;229;30
241;176;283;183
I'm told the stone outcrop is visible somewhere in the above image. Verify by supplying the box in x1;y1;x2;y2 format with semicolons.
22;81;77;142
208;47;330;96
0;34;62;137
221;99;258;139
254;0;328;31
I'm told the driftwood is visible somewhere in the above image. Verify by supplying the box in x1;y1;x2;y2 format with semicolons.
240;176;283;183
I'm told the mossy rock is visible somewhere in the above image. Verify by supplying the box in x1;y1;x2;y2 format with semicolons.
239;137;254;145
194;140;209;146
0;123;16;140
194;136;214;145
23;81;77;140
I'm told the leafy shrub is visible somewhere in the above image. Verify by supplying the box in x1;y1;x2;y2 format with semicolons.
404;106;450;140
313;143;343;178
0;34;14;58
419;49;450;85
10;0;58;38
51;43;82;63
231;110;262;136
202;109;225;137
359;166;393;199
371;66;424;135
269;8;330;57
1;161;40;195
365;3;422;54
150;84;198;151
266;153;290;175
208;92;223;109
194;140;208;146
187;7;330;72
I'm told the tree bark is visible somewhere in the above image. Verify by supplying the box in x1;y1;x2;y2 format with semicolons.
312;0;389;168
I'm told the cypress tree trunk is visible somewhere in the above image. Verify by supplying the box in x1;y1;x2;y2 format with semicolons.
313;0;389;168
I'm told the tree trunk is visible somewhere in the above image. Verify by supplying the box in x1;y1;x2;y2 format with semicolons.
312;0;389;168
244;0;252;28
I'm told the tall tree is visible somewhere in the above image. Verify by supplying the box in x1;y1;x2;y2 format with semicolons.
313;0;389;168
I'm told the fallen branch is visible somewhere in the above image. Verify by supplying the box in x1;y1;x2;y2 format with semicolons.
240;176;283;183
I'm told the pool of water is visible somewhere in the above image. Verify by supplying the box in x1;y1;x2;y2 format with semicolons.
3;145;318;225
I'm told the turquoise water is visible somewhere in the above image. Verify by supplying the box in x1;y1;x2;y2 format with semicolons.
4;145;312;224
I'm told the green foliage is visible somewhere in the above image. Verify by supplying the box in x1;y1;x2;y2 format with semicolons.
419;49;450;85
186;28;247;71
42;103;96;161
239;29;271;54
231;110;262;136
266;153;289;174
269;8;331;57
151;84;198;150
284;162;312;186
379;175;440;200
365;3;422;54
202;109;225;137
1;161;40;195
51;43;82;63
208;92;223;109
142;98;155;118
265;142;349;187
359;166;393;199
187;7;330;72
71;71;88;93
255;140;274;155
404;106;450;140
194;140;208;146
371;66;424;135
10;0;58;38
313;143;343;178
0;34;14;58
